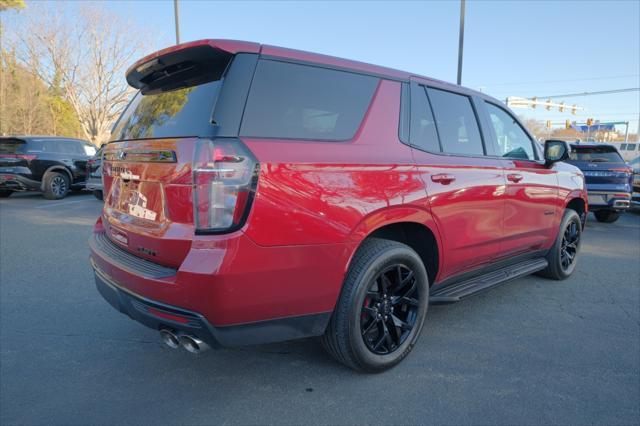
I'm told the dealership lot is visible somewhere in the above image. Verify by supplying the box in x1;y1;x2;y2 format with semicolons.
1;193;639;425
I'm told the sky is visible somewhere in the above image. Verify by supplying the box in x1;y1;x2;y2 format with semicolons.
6;0;640;134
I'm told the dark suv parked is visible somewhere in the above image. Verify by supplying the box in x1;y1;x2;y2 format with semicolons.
566;143;632;223
90;39;587;372
0;136;96;199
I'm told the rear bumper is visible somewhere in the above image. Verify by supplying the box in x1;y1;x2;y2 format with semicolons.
92;261;331;347
89;228;348;346
0;173;40;191
85;177;103;191
586;191;631;211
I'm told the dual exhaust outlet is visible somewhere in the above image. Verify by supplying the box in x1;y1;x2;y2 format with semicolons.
160;329;209;354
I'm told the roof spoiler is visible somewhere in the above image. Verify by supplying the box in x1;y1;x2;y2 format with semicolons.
126;39;260;95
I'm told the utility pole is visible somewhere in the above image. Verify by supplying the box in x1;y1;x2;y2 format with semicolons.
174;0;181;45
456;0;465;85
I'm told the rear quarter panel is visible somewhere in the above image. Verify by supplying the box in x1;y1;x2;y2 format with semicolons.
242;79;430;247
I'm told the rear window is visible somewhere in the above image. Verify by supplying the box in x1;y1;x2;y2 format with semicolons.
111;80;222;141
0;138;27;154
240;60;378;141
570;146;624;163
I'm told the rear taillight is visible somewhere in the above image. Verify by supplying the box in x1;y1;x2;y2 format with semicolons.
192;138;258;234
0;154;36;161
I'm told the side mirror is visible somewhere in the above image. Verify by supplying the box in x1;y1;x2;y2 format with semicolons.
544;140;570;166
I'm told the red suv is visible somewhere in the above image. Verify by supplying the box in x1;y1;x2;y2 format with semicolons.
90;40;587;372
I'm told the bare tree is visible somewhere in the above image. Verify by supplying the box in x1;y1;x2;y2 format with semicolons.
12;3;150;145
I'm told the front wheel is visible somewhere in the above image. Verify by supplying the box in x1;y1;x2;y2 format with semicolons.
93;190;103;201
594;210;620;223
321;238;429;373
0;190;13;198
538;209;582;280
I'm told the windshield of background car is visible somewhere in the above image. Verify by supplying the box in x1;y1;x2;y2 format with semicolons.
569;146;624;163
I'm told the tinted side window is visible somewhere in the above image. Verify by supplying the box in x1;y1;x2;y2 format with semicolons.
240;60;378;141
427;88;484;155
59;140;84;155
485;102;535;160
410;85;440;152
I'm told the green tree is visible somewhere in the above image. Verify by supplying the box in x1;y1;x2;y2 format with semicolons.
0;0;25;12
117;88;192;139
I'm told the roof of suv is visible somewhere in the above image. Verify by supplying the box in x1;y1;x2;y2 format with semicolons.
0;136;89;143
128;39;501;104
570;143;616;148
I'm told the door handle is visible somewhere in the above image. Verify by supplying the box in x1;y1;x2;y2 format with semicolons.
431;173;456;185
507;173;523;183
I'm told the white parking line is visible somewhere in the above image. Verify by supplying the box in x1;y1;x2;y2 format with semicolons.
35;198;93;209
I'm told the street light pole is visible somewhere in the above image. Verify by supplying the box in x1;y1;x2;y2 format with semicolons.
456;0;465;85
174;0;181;45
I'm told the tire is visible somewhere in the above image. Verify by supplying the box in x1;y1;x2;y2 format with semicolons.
43;172;70;200
321;238;429;373
0;190;13;198
594;210;620;223
538;209;582;280
93;190;103;201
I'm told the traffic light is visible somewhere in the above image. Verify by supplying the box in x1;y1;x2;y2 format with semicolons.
531;97;537;109
586;118;594;126
546;120;552;129
545;99;552;111
559;102;565;113
571;105;577;115
565;120;571;129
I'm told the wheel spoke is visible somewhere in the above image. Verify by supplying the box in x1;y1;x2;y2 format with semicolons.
372;331;387;351
382;322;394;349
391;314;412;331
379;274;391;294
400;270;414;286
362;306;377;318
362;318;379;336
392;279;416;306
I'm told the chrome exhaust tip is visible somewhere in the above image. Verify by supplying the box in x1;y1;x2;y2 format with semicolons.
160;329;180;349
178;334;209;354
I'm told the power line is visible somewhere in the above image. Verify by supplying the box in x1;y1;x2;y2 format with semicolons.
534;88;639;99
479;74;640;88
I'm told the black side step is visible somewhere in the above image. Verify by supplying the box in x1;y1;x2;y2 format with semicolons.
430;258;548;303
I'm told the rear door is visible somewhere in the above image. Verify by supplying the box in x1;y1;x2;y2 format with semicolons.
480;101;559;256
407;81;506;279
101;43;258;268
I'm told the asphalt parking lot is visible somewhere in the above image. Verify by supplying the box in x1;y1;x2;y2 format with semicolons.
1;192;639;425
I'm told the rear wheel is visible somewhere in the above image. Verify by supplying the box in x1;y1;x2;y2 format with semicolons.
594;210;620;223
539;209;582;280
93;190;103;201
0;190;13;198
321;238;429;373
43;172;70;200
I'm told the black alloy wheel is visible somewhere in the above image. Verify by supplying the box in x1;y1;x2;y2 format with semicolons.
560;220;580;271
360;265;419;355
51;175;68;197
321;238;429;372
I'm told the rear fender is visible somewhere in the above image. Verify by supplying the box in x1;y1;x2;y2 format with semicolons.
41;166;73;191
346;205;443;276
